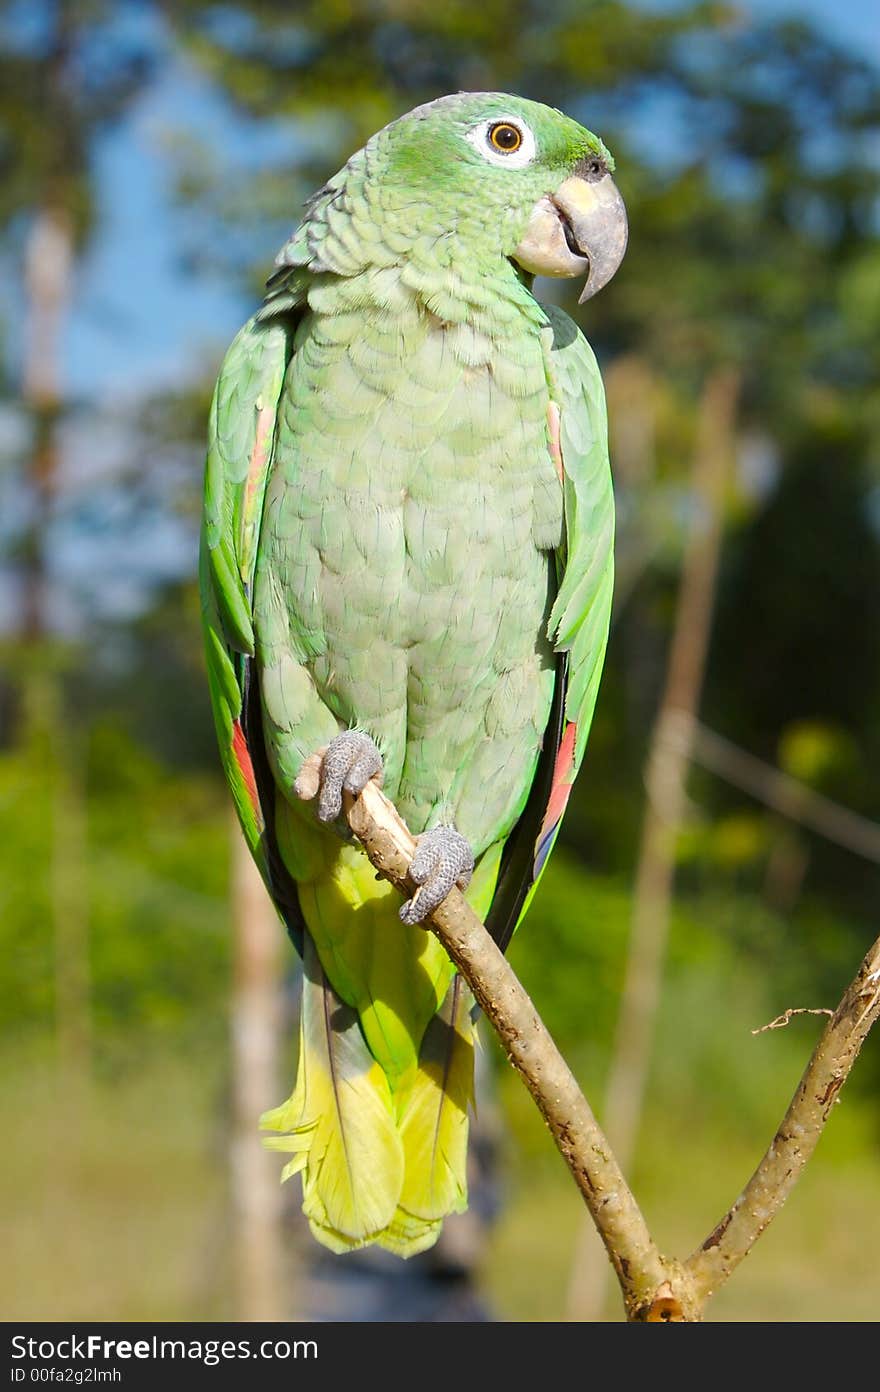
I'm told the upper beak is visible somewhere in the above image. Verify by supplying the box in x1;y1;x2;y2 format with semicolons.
513;172;628;303
557;174;628;303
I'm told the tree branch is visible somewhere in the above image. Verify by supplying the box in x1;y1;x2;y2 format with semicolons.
340;778;880;1321
687;931;880;1301
345;781;695;1321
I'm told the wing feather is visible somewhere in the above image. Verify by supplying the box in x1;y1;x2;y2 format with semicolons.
200;306;303;936
539;304;615;849
484;305;614;946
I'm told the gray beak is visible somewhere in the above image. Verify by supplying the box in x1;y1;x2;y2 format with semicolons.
513;172;628;303
554;174;628;303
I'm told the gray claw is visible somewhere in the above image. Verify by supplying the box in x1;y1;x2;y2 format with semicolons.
300;730;383;823
399;827;474;925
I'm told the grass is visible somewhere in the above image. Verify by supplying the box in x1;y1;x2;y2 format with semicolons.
1;1050;230;1321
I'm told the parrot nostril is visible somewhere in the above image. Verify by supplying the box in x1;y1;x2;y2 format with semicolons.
572;152;609;183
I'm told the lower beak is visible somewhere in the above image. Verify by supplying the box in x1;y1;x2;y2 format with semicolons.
513;173;628;303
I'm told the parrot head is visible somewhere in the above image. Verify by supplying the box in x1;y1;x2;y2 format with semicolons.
371;92;627;303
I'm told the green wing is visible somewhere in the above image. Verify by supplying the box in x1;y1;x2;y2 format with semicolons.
200;308;296;864
485;303;614;946
545;304;616;769
536;302;615;877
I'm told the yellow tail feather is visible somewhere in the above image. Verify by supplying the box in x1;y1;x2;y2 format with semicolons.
397;976;474;1223
298;844;456;1084
262;937;404;1249
262;945;476;1257
262;834;491;1258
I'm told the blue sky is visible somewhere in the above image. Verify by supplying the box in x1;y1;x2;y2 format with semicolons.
741;0;878;57
66;19;300;400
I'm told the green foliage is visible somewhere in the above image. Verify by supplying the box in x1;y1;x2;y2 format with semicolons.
0;734;56;1027
0;715;231;1061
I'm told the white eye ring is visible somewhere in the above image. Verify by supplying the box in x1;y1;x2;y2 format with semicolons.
465;116;536;169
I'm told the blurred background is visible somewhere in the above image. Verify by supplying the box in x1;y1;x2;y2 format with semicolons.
2;0;879;1323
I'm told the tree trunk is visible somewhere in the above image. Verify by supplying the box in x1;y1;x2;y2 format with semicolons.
229;822;287;1320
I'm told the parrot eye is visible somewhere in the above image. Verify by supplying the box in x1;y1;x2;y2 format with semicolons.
466;116;536;169
488;122;523;153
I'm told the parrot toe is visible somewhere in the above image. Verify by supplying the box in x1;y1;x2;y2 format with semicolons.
399;827;474;925
299;730;383;822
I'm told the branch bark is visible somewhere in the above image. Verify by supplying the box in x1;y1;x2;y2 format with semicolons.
346;781;693;1321
686;931;880;1301
339;777;880;1322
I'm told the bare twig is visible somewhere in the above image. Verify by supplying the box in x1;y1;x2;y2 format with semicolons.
688;935;880;1301
752;1007;833;1035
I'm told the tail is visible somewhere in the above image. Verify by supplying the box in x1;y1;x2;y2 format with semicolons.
262;872;476;1257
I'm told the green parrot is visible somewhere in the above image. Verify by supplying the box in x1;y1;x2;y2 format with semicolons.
201;92;626;1257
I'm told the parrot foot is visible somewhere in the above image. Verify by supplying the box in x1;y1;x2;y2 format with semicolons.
294;730;383;824
399;827;474;926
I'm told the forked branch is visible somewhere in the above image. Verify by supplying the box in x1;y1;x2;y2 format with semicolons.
344;778;880;1322
686;932;880;1300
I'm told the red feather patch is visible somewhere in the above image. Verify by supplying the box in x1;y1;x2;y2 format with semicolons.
533;720;577;875
232;718;261;821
